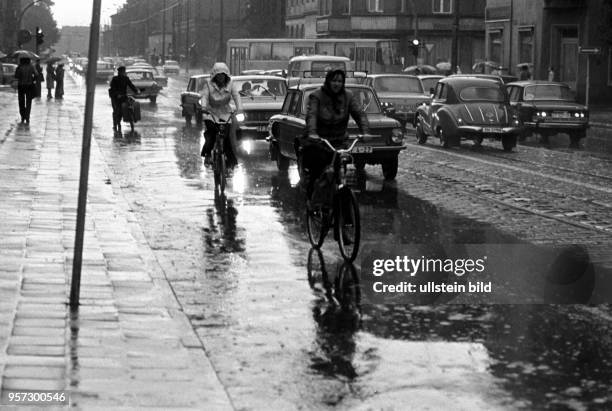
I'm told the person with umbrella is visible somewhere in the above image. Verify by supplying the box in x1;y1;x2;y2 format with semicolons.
45;62;55;98
54;63;65;99
14;57;37;123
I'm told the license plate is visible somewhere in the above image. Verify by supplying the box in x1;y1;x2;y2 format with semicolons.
552;112;570;118
482;127;503;133
352;146;373;154
257;125;267;132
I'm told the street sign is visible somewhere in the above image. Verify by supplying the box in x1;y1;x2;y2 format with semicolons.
425;43;435;53
579;46;601;55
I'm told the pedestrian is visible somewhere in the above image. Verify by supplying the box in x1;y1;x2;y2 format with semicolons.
108;66;139;132
34;59;44;98
548;66;555;82
45;62;55;98
519;64;532;81
54;64;65;99
14;57;37;124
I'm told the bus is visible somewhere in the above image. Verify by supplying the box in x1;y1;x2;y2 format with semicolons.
227;38;402;75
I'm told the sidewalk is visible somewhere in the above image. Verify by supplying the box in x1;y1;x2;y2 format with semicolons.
0;89;233;409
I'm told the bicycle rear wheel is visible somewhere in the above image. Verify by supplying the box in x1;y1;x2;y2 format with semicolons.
334;261;361;312
335;186;360;262
306;205;329;248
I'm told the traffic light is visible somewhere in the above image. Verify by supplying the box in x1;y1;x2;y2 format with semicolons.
35;27;44;45
410;39;420;58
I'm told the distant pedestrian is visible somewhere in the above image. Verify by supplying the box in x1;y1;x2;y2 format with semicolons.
54;64;65;99
108;66;139;132
34;59;44;98
46;62;55;98
548;66;555;82
519;64;532;81
14;57;37;123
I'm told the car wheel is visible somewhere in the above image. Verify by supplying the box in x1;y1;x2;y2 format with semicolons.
438;127;449;148
502;135;517;152
381;156;398;180
416;116;428;144
149;96;157;104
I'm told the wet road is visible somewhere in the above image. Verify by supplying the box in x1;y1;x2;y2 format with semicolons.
62;70;612;410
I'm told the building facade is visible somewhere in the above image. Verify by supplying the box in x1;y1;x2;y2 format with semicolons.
485;0;612;104
286;0;486;72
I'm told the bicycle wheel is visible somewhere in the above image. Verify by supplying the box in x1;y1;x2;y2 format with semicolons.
334;261;361;311
335;186;360;262
306;204;329;248
213;151;226;195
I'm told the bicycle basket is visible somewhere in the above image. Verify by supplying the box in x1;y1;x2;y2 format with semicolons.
311;165;335;208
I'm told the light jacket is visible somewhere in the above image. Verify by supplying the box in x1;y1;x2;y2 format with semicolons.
200;62;243;122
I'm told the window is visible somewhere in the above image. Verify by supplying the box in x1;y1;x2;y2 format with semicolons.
272;43;293;60
282;91;295;114
507;86;521;102
335;42;355;59
433;0;452;14
518;28;534;66
434;83;447;100
460;86;504;102
367;0;383;13
489;30;502;64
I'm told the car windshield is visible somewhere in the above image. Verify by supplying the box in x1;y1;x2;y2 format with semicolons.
303;87;380;114
127;71;153;80
459;86;505;102
234;78;287;97
373;76;423;93
420;78;441;94
523;84;574;101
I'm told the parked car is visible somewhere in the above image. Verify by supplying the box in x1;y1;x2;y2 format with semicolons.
125;67;161;103
449;73;519;85
414;77;521;151
95;61;115;82
268;83;407;180
163;59;180;75
363;74;429;128
505;80;589;147
1;63;18;88
180;74;211;124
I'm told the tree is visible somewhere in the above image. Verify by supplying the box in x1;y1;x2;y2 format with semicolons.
20;0;60;48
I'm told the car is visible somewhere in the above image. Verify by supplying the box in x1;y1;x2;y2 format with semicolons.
362;74;429;128
414;77;521;151
1;63;18;89
417;75;445;96
180;74;211;124
125;68;161;103
286;55;353;86
150;66;168;88
163;59;180;75
449;73;519;85
505;80;589;147
268;83;407;180
95;61;115;82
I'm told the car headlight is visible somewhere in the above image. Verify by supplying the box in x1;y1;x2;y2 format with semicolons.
391;128;404;144
197;98;201;106
457;117;463;124
235;113;246;122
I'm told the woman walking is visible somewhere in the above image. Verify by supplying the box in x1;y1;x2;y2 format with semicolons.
54;64;65;99
45;62;55;99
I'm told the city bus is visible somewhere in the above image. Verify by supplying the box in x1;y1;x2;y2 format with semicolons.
227;38;402;75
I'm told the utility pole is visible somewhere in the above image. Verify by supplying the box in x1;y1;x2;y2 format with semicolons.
218;0;224;61
161;0;166;64
451;0;460;73
186;0;189;74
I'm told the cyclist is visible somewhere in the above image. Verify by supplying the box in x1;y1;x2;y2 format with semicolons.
300;69;369;201
109;66;139;132
200;62;244;168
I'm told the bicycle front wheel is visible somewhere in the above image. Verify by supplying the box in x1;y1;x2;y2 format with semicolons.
306;205;329;248
335;186;360;262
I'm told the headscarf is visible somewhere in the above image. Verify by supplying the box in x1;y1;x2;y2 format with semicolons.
321;69;346;114
210;62;231;89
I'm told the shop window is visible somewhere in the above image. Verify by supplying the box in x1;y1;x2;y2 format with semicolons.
519;28;534;65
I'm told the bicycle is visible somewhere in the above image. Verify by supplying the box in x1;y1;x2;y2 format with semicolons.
304;135;369;262
202;110;241;197
121;94;138;133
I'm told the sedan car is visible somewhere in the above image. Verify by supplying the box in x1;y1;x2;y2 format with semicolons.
95;61;115;82
163;59;180;75
125;68;161;103
268;83;406;180
180;74;210;124
505;80;588;147
414;77;521;151
362;74;429;128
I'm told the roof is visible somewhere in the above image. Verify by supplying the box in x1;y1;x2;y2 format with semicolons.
506;80;570;87
288;55;350;63
231;75;287;81
439;77;503;87
367;73;419;79
288;83;372;91
417;75;445;79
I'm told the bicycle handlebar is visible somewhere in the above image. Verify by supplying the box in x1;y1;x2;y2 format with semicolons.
201;109;238;123
313;134;380;153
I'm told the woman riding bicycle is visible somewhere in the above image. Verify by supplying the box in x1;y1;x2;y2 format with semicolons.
300;69;370;200
200;62;244;168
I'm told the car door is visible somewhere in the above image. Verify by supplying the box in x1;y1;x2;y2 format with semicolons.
423;82;448;133
507;85;528;123
280;91;305;159
277;91;298;157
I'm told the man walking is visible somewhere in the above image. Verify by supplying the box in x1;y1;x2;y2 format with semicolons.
14;57;37;124
108;66;139;132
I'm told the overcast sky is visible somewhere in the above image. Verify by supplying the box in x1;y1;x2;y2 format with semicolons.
51;0;127;27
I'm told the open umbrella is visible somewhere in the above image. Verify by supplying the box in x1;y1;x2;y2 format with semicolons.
9;49;39;60
403;64;438;75
435;61;452;72
472;60;502;74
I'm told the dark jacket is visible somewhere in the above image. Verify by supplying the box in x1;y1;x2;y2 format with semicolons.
109;74;138;99
14;63;37;86
306;87;369;142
